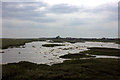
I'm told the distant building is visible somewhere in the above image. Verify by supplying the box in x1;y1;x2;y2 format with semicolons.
102;37;106;40
56;36;61;39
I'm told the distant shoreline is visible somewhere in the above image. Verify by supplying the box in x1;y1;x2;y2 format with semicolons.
0;38;119;49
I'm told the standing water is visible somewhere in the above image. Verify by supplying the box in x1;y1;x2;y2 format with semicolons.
1;41;120;65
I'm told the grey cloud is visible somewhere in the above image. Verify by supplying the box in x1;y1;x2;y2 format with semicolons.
49;4;79;13
2;2;80;23
2;2;117;26
2;2;48;21
100;5;117;22
83;4;117;13
83;4;117;22
2;2;47;11
65;18;87;26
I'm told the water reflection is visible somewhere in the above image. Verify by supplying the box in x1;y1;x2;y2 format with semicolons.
1;41;120;65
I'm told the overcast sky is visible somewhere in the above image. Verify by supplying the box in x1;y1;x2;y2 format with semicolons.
2;0;119;38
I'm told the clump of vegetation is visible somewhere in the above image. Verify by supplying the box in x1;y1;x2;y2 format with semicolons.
116;41;120;44
32;46;35;48
0;51;5;53
62;47;73;50
52;40;64;43
42;44;65;47
21;46;25;48
69;41;76;43
60;53;95;59
49;39;65;43
82;47;120;57
18;52;21;54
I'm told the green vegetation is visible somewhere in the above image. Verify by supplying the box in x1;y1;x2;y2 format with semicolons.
48;37;119;44
60;47;120;59
50;39;65;43
82;47;120;57
32;46;35;48
42;44;65;47
1;38;45;49
49;39;85;43
2;58;120;80
1;39;33;49
2;46;120;80
69;41;76;43
50;40;77;43
0;51;5;53
116;41;120;44
48;38;119;44
1;38;119;49
80;38;119;44
60;53;95;59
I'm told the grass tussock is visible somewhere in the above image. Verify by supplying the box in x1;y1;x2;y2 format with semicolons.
42;44;65;47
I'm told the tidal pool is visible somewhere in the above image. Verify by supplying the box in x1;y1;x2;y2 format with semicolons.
1;41;119;65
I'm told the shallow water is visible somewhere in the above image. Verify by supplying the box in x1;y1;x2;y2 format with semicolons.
1;41;120;65
93;55;120;59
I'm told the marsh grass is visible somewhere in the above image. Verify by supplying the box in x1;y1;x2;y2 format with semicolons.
60;53;95;59
82;47;120;56
1;38;119;49
42;44;65;47
1;38;120;80
2;47;120;80
1;38;46;49
51;39;65;43
1;39;34;49
2;58;120;80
